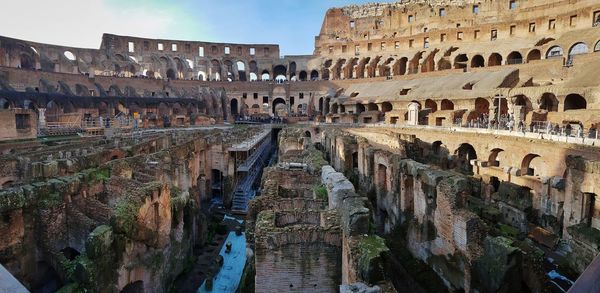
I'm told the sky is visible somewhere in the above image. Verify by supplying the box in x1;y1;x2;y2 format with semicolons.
0;0;396;56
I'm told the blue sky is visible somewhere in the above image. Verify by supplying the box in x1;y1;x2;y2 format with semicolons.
1;0;395;55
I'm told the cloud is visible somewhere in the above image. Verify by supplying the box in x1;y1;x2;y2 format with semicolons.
0;0;181;48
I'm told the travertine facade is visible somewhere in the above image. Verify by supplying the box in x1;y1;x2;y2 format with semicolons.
2;0;600;292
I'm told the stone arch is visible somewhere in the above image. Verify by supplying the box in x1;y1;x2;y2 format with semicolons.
381;102;392;112
356;103;365;114
455;143;477;174
440;99;454;110
289;62;297;79
236;61;247;81
475;98;490;116
272;97;286;116
507;51;523;64
453;54;468;69
526;49;541;62
273;64;287;79
365;56;380;78
488;53;503;66
356;57;370;78
393;57;408;75
230;99;239;117
304;130;311;138
0;98;11;109
261;70;270;81
20;53;34;70
546;46;564;58
367;102;378;111
332;59;346;79
408;52;422;74
471;55;485;68
521;154;541;176
379;57;395;76
569;42;589;57
539;93;559;112
210;59;222;81
223;60;235;81
437;58;452;71
421;49;438;73
513;95;532;117
318;97;324;113
344;58;359;79
331;103;339;114
299;71;308;81
425;99;437;113
310;70;319;80
488;148;504;167
166;68;176;79
564;94;586;110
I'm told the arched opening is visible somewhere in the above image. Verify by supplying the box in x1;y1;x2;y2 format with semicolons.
539;93;559;112
408;52;422;74
272;97;286;115
318;97;323;113
352;152;359;169
211;60;222;81
289;62;297;79
471;55;485;68
440;99;454;110
357;57;370;78
299;71;307;81
564;94;586;110
475;98;490;116
332;59;346;79
513;95;532;118
488;53;503;66
236;61;246;81
488;148;504;167
546;46;564;58
310;70;319;80
381;102;393;112
367;103;378;111
521;154;541;176
324;98;331;114
431;141;444;158
273;65;287;82
331;103;339;114
393;57;408;75
166;68;176;79
304;131;311;138
526;49;541;62
455;143;477;174
569;42;589;57
0;98;10;110
249;72;257;81
425;99;437;113
20;54;34;69
507;51;523;64
356;103;365;114
453;54;468;69
230;99;239;117
261;70;270;81
437;58;452;70
121;281;144;293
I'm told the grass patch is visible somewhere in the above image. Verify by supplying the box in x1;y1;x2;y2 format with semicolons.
313;184;328;200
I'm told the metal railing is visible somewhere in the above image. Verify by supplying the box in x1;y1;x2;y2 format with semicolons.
310;120;600;146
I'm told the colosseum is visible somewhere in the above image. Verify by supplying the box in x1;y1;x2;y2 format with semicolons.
1;0;600;292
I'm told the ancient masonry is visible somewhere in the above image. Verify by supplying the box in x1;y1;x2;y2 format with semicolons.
2;0;600;292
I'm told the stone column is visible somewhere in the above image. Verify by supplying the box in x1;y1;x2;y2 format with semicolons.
37;108;46;127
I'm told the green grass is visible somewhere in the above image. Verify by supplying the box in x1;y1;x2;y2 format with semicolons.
313;184;328;200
